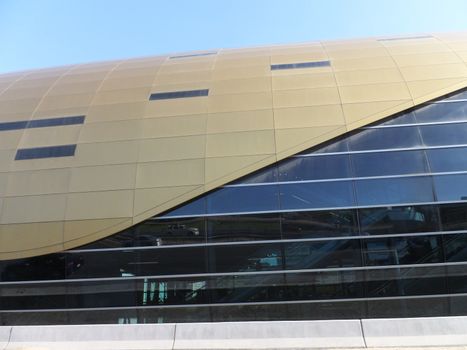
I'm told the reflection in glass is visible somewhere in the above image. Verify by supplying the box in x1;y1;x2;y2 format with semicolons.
427;147;467;173
207;185;280;214
284;239;362;269
440;203;467;231
232;166;278;184
444;234;467;263
161;197;206;218
348;127;422;151
416;102;467;123
278;155;351;181
281;210;358;239
363;235;443;266
352;150;428;177
355;176;434;206
207;214;281;242
359;205;440;235
420;123;467;146
280;181;355;210
378;111;416;126
434;174;467;202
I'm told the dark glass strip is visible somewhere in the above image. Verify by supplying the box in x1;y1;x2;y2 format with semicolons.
378;35;432;41
271;60;331;70
169;52;217;59
149;89;209;100
15;144;77;160
0;115;85;131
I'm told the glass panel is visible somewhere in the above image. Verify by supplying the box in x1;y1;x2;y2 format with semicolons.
207;185;280;214
302;138;349;155
136;277;210;305
348;126;422;151
209;243;282;273
67;279;137;308
77;227;137;249
439;203;467;231
284;239;362;269
160;197;206;218
367;296;448;318
133;217;206;246
420;123;467;146
207;213;281;242
278;154;351;181
444;233;467;262
280;181;355;210
15;144;77;160
377;111;416;126
281;210;358;239
447;264;467;293
444;90;467;101
359;205;441;235
271;60;330;70
231;165;278;185
427;147;467;172
137;246;207;276
434;174;467;202
415;101;467;123
355;176;434;206
65;250;136;279
351;150;428;177
0;282;67;310
365;265;447;297
362;235;443;266
149;89;209;100
0;254;66;282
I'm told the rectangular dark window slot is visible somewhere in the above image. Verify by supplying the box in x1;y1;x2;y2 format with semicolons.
378;35;432;41
271;60;331;70
0;115;85;132
15;144;77;160
169;52;217;59
149;89;209;100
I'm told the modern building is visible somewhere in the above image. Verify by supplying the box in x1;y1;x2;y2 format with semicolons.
1;33;467;325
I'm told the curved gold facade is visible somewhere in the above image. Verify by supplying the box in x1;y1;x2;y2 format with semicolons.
1;33;467;259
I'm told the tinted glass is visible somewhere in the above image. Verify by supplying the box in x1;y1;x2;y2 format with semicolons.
444;233;467;262
209;243;282;273
415;102;467;123
0;254;66;282
434;174;467;202
302;138;349;154
77;227;137;249
232;166;278;184
15;144;77;160
439;203;467;231
149;89;209;100
420;123;467;146
365;265;447;297
351;150;428;177
271;60;330;70
278;154;350;181
348;126;422;151
280;181;355;210
285;270;364;300
68;279;137;308
377;111;416;126
161;197;206;218
355;176;434;206
207;214;281;242
1;282;67;310
284;239;362;269
427;147;467;172
359;205;440;235
207;185;280;214
363;235;443;266
281;210;358;239
445;90;467;101
133;217;206;246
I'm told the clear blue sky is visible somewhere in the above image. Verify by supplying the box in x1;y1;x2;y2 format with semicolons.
1;0;467;74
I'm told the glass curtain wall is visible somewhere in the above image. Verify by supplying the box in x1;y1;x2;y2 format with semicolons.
3;90;467;324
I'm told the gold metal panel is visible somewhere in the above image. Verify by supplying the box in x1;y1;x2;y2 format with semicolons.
6;168;70;196
3;32;467;259
207;109;274;134
273;87;340;108
65;190;134;221
206;130;275;158
138;135;206;162
69;164;136;192
272;73;336;90
135;159;204;188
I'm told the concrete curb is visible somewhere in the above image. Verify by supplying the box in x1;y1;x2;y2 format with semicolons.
2;316;467;349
